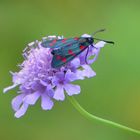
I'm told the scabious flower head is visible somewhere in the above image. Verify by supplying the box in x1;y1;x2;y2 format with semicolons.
4;35;106;118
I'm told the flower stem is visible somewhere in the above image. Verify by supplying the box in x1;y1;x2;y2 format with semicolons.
68;96;140;135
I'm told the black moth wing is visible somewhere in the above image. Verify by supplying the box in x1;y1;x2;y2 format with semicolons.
51;42;88;68
41;37;80;49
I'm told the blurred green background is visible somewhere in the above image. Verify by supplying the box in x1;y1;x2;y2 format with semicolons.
0;0;140;140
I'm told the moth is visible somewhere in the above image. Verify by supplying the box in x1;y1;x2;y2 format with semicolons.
41;29;114;68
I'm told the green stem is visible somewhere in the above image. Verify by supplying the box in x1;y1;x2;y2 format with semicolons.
68;96;140;135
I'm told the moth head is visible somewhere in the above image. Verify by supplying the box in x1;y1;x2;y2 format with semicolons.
86;37;94;44
81;34;94;45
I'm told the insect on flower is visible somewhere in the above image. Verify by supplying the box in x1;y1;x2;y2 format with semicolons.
3;30;114;118
41;29;114;68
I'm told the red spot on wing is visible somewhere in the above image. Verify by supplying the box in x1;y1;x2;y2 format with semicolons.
68;50;73;55
68;50;75;56
52;39;57;44
49;43;53;46
49;40;57;46
56;55;66;63
61;57;66;62
62;38;67;43
74;37;79;40
56;55;61;60
67;44;72;47
79;45;86;50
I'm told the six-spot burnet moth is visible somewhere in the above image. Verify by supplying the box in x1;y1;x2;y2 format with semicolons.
41;29;114;68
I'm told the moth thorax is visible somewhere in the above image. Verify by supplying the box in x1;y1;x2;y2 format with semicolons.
86;37;94;45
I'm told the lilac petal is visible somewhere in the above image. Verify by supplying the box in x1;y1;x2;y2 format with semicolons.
88;48;100;64
65;70;77;82
52;72;65;85
40;80;48;86
75;70;85;80
86;45;93;57
94;41;106;48
55;72;65;81
64;84;80;96
12;73;23;84
31;81;43;90
14;103;29;118
41;94;54;110
24;91;40;105
82;65;96;78
46;84;55;97
70;58;80;68
81;34;91;37
92;46;99;54
47;88;54;98
53;85;65;101
79;50;88;65
3;84;18;93
12;94;25;111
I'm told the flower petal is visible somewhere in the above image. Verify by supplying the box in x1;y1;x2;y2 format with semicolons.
41;94;54;110
52;72;65;85
65;70;77;82
55;72;65;81
81;34;91;38
3;84;19;93
82;65;96;78
75;70;85;80
94;41;106;48
24;91;40;105
70;58;80;68
14;103;29;118
64;84;80;96
87;48;100;64
47;88;54;98
54;85;65;101
11;94;25;111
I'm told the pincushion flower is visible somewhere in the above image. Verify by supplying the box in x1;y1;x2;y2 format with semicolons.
3;35;106;118
3;33;140;137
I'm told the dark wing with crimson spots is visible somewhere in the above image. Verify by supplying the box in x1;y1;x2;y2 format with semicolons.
41;37;80;49
51;43;88;68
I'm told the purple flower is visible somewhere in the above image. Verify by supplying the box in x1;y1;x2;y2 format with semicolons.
3;35;106;118
52;70;81;101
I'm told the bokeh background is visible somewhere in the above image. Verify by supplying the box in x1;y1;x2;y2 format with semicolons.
0;0;140;140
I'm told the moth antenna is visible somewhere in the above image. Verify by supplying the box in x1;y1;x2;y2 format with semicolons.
92;29;106;36
94;38;114;44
